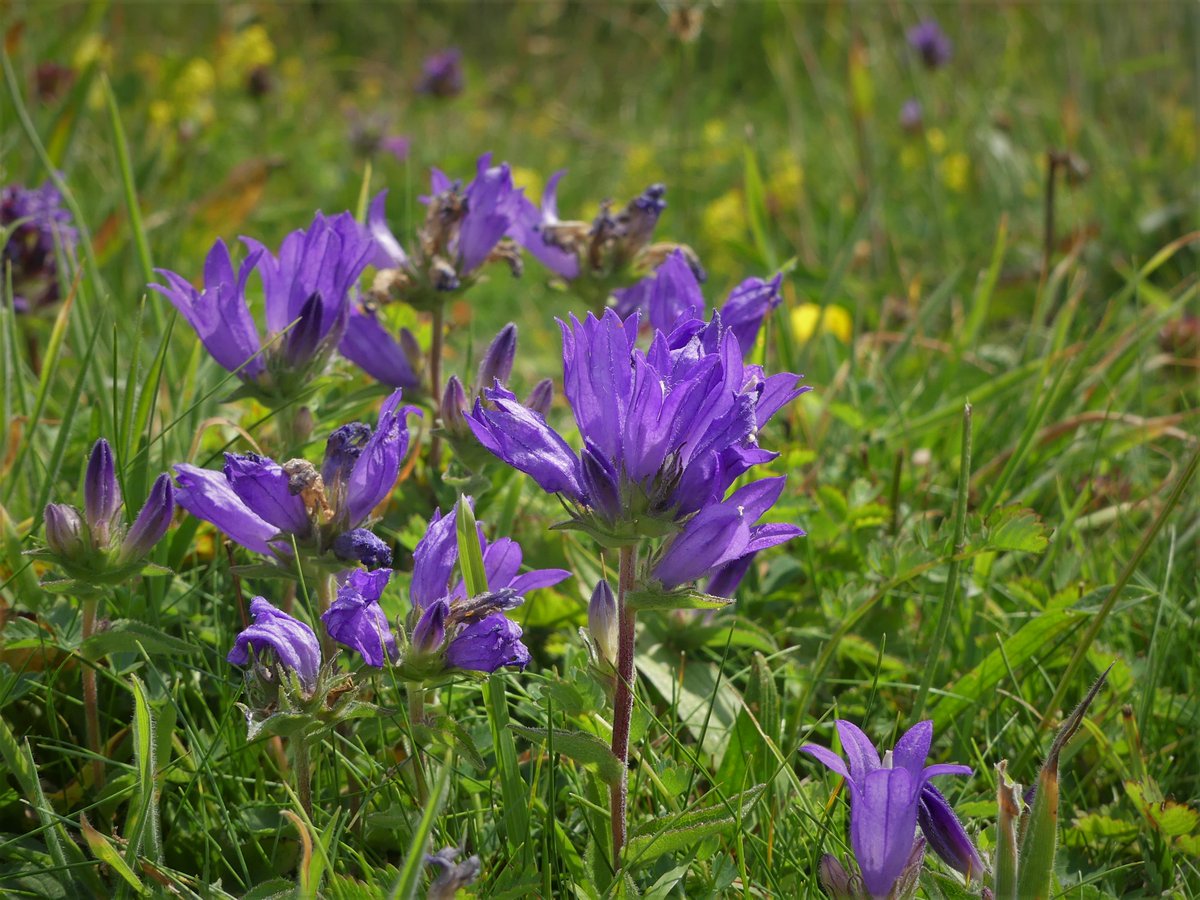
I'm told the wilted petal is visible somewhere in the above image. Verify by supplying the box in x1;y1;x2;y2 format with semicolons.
229;597;321;691
321;568;397;667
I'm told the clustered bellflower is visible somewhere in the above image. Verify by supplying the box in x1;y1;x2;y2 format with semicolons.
417;48;465;98
467;309;806;577
366;154;526;308
406;502;570;674
228;596;322;694
41;438;176;584
173;390;417;570
321;568;398;668
2;180;77;313
907;20;952;69
801;720;981;897
151;210;375;403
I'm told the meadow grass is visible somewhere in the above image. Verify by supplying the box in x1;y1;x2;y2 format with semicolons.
1;3;1197;898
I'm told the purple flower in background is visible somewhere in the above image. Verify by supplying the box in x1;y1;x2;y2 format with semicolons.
41;438;176;579
425;847;481;900
801;720;972;899
321;568;398;667
151;210;374;400
174;390;416;566
417;48;464;97
908;20;952;69
468;309;807;542
1;180;77;313
348;112;411;161
651;477;802;590
406;501;569;673
614;250;782;356
229;597;321;692
900;99;924;132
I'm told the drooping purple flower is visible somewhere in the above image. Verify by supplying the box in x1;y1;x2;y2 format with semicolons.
406;501;569;673
174;390;417;565
229;596;321;692
907;20;952;69
467;309;808;541
801;720;972;899
1;180;77;313
151;211;375;399
416;48;464;98
321;568;398;667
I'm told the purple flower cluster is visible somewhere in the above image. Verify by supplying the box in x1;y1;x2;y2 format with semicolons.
174;390;416;568
152;211;375;401
907;20;952;69
2;180;77;313
417;49;465;98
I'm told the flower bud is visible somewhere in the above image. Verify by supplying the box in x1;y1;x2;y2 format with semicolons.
918;784;984;884
284;291;325;366
475;323;517;391
399;327;423;372
588;579;618;666
411;598;448;654
440;375;469;434
44;503;86;559
84;438;122;547
332;528;393;569
117;474;175;564
818;854;859;900
525;378;553;417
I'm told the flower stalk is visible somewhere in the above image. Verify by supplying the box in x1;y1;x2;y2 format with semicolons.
429;300;446;469
406;683;430;804
292;730;313;819
80;594;104;791
315;571;337;662
609;544;638;868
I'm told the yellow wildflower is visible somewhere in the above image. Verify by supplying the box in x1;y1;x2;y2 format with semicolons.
791;302;852;343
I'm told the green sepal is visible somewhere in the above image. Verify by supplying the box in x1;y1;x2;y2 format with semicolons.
627;585;735;613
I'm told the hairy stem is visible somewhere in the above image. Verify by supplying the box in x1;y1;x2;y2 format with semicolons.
81;595;104;791
609;545;639;869
292;732;312;819
429;301;445;471
406;683;430;805
315;572;336;662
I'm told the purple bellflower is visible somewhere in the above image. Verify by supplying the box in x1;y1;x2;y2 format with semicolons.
515;173;704;302
613;249;784;355
907;20;952;69
228;596;322;694
417;48;465;98
41;438;175;583
321;567;399;667
801;720;973;899
151;210;375;403
339;305;422;390
406;502;570;674
2;180;77;313
174;390;417;569
364;155;526;310
467;309;807;545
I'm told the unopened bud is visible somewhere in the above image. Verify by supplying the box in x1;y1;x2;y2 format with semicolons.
476;323;517;390
117;474;176;564
412;598;449;654
84;438;122;547
588;579;618;666
440;376;468;434
44;503;86;559
525;378;553;417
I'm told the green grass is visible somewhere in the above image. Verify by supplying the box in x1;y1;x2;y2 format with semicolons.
1;2;1198;898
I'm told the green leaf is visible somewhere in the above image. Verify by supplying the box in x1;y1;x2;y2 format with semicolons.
995;761;1022;900
624;784;766;867
455;495;488;597
81;619;195;659
387;751;452;900
510;724;623;785
984;506;1051;553
627;585;735;613
82;814;145;893
124;675;162;865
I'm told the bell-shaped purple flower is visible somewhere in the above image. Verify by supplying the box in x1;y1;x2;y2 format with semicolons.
612;249;704;333
320;568;398;667
800;720;972;899
908;20;952;69
228;597;322;692
719;273;783;354
84;438;122;547
117;474;176;564
1;180;77;313
444;614;530;672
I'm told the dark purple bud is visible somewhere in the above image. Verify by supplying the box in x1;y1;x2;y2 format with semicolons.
417;48;464;98
228;597;321;692
332;528;393;568
322;422;372;488
587;579;617;666
908;20;952;69
580;441;621;524
918;785;984;882
445;613;530;673
284;291;325;366
411;597;449;654
44;503;85;558
440;375;468;433
634;183;667;216
525;378;553;417
399;328;423;369
117;474;175;564
476;323;517;391
321;568;397;667
84;438;122;545
818;855;859;900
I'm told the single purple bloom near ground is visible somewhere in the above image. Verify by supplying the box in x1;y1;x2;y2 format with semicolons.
228;597;322;692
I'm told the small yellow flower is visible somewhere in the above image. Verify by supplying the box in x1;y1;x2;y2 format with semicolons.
701;188;747;245
940;152;970;192
791;302;852;343
510;166;543;201
73;34;112;70
220;24;276;83
926;127;947;155
768;152;804;199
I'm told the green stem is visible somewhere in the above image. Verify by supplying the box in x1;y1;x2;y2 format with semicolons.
609;545;639;869
293;734;313;819
81;595;104;791
406;684;430;805
315;572;336;662
912;402;973;722
428;301;445;471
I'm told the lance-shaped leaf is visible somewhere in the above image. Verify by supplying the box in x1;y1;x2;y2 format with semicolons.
626;585;735;613
510;724;623;785
623;783;767;867
1016;665;1112;899
995;760;1022;899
